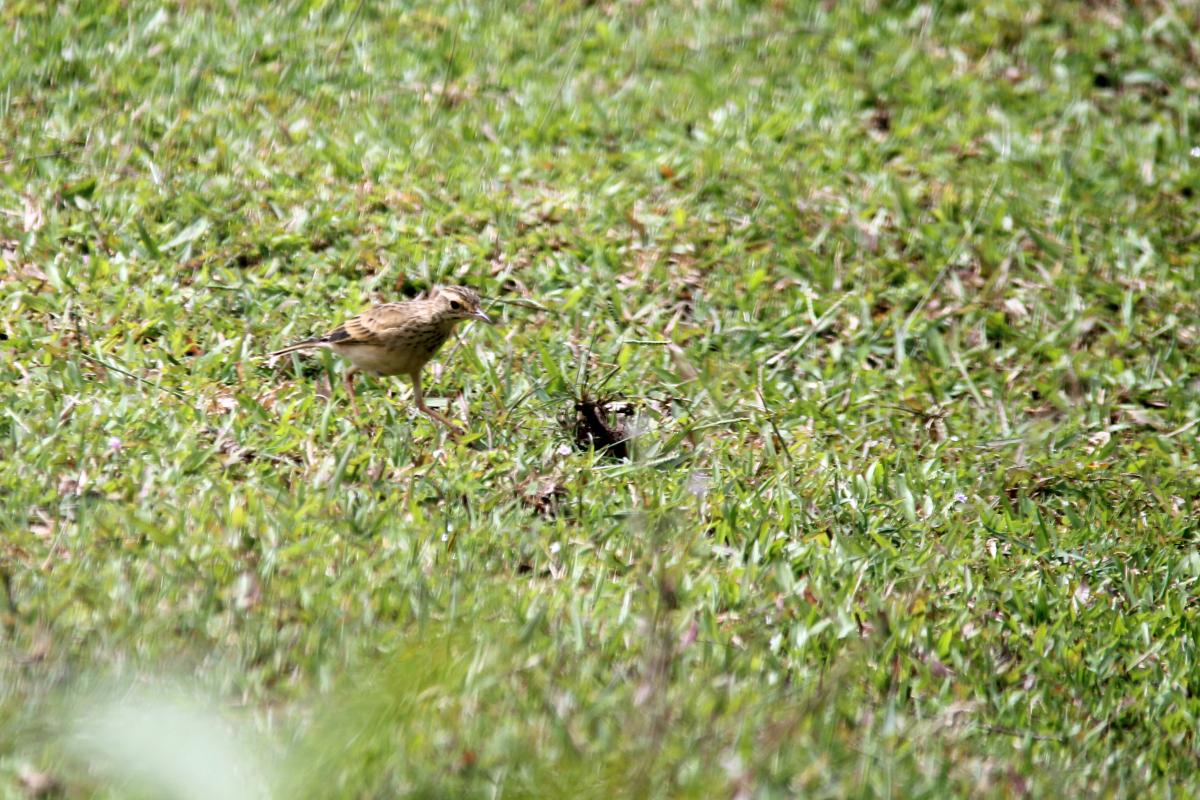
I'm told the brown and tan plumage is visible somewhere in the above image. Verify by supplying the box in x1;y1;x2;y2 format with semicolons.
268;285;493;429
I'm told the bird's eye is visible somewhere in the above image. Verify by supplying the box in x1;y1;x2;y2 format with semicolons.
449;300;462;311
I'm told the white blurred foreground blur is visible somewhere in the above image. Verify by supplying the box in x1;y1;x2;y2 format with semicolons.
68;688;273;800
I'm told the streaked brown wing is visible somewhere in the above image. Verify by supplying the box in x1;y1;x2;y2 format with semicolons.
326;303;410;346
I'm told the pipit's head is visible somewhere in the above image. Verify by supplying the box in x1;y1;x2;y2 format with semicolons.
431;285;494;326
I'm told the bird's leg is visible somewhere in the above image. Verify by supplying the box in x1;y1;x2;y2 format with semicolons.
411;371;460;436
343;366;361;419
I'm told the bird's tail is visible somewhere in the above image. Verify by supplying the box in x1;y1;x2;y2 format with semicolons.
266;337;326;359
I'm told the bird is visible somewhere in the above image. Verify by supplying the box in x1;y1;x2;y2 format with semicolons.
267;285;494;430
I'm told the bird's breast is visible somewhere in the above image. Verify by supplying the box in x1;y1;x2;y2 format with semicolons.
330;330;449;376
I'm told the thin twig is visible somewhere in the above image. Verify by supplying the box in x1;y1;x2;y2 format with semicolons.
756;389;793;465
1165;418;1200;438
434;26;460;115
0;147;84;166
330;0;367;63
764;295;848;367
974;724;1062;742
535;33;585;136
491;296;549;312
79;353;189;399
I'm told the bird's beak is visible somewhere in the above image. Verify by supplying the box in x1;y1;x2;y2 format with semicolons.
473;308;495;325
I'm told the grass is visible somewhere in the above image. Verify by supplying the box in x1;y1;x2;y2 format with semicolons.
2;0;1199;796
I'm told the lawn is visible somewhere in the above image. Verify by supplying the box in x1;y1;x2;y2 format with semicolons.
2;0;1199;797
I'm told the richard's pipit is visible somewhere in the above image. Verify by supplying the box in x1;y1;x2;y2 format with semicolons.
269;285;493;429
